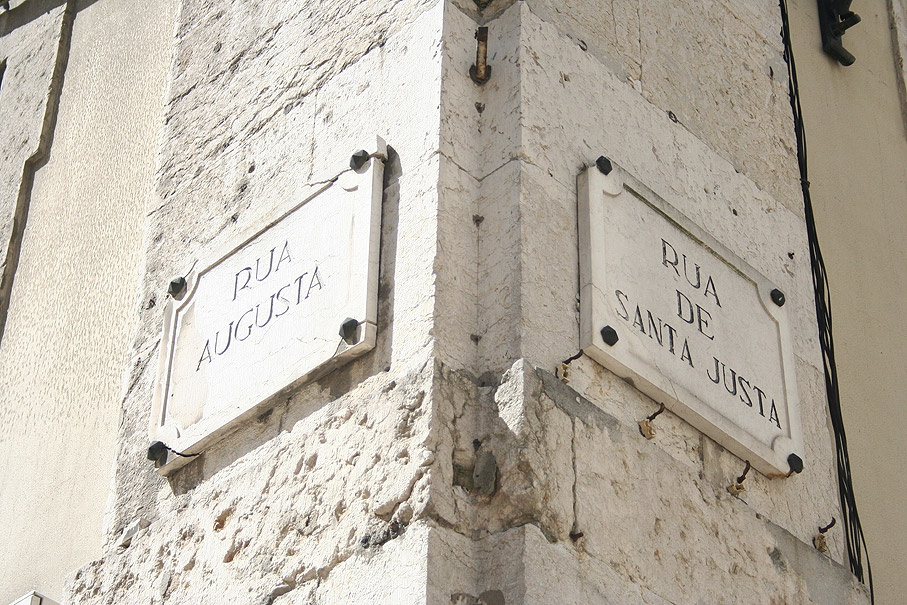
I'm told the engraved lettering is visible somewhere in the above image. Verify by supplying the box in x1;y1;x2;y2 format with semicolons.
255;294;276;328
707;358;781;429
680;339;694;367
677;290;695;324
274;284;292;318
738;376;753;407
233;267;252;300
197;342;212;371
769;400;781;428
708;356;720;384
256;247;276;282
696;305;714;341
683;255;701;289
753;385;767;418
664;323;678;354
722;364;737;396
235;308;255;342
647;311;663;346
612;290;692;365
663;239;720;307
276;241;292;272
614;289;630;321
306;266;323;299
676;290;714;340
704;275;721;307
214;323;234;355
632;305;646;333
662;239;679;277
295;272;309;304
198;264;327;367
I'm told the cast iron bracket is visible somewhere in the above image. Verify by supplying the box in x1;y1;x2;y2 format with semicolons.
817;0;861;66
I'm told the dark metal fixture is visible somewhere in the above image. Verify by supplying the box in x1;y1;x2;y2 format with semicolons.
770;288;786;307
470;27;491;85
168;276;187;300
600;325;619;346
817;0;861;66
787;453;804;475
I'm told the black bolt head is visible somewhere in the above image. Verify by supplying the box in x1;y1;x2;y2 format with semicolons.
600;325;619;346
339;317;359;343
350;150;370;172
596;156;613;175
787;453;804;474
147;441;168;467
770;288;786;307
168;276;187;300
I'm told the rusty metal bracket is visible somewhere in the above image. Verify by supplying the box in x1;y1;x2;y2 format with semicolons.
470;27;491;85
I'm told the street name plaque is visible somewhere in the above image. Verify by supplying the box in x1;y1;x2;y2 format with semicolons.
578;161;803;476
150;141;385;474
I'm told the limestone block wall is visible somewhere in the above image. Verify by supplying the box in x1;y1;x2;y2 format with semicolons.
102;0;449;543
428;362;868;604
63;0;871;603
427;1;868;603
67;1;450;602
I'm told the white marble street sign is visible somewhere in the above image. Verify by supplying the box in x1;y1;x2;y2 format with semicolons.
150;141;385;474
578;161;803;476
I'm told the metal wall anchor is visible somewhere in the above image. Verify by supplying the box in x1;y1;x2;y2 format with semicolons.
470;27;491;85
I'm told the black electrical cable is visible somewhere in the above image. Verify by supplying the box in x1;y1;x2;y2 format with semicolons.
778;2;873;601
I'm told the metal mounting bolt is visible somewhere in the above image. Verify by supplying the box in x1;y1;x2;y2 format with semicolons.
168;277;187;300
600;325;619;346
350;150;370;172
339;318;360;344
787;453;804;475
596;156;613;175
770;288;786;307
147;441;168;467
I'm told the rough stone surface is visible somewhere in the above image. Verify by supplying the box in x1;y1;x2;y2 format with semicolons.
62;0;871;603
426;361;867;604
66;363;435;604
104;0;447;548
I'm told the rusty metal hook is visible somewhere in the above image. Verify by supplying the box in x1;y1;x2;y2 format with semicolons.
736;460;752;484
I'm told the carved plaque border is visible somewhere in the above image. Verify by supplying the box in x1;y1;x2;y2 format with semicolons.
578;161;803;476
150;140;386;474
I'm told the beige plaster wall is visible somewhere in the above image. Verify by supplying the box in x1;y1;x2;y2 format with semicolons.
788;1;907;603
0;0;176;601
